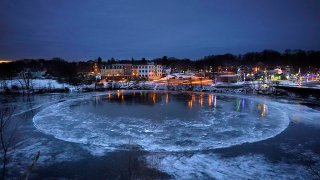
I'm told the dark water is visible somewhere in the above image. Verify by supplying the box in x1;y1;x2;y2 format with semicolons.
1;91;320;179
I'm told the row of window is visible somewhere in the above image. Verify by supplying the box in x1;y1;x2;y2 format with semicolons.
139;70;162;73
137;65;162;69
138;74;159;77
103;66;162;70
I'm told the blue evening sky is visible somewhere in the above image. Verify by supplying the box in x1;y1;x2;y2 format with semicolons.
0;0;319;60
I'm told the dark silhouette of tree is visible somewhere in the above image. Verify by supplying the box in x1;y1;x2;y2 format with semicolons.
97;57;102;63
141;58;147;64
110;58;116;64
161;56;169;66
0;106;16;178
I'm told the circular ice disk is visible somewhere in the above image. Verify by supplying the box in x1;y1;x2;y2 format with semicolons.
33;92;290;152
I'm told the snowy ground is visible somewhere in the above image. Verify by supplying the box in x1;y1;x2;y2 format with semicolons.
3;79;70;89
2;78;320;92
145;153;312;179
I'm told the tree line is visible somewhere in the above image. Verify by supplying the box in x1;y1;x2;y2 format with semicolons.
1;49;319;81
154;49;320;71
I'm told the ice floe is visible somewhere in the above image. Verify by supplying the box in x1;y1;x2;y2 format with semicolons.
33;92;292;154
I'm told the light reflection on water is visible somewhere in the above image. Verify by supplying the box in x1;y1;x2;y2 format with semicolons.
165;93;169;105
258;103;268;118
98;91;270;119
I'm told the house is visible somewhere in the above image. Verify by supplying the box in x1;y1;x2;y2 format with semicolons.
163;67;172;76
269;67;283;75
101;64;126;77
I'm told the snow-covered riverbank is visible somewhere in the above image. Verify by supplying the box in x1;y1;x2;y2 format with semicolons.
1;79;320;99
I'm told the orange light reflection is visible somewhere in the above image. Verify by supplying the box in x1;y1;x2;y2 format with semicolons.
166;94;169;105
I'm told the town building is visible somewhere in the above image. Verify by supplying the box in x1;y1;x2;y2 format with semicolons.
134;62;162;80
101;64;127;78
100;63;162;80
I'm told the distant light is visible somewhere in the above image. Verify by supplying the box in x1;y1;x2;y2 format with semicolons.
0;60;13;64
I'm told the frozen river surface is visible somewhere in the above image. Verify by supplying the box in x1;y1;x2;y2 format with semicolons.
1;91;320;179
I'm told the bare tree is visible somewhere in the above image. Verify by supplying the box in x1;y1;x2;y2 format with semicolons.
298;153;320;179
18;69;33;94
24;151;40;180
0;78;8;91
0;104;40;179
0;106;16;179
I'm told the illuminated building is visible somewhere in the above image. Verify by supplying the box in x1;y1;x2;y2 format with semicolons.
101;63;162;80
135;62;162;80
101;64;128;78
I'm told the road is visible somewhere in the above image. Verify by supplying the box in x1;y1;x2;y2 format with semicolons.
154;77;213;85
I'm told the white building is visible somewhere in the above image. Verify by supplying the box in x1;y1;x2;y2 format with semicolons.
163;67;172;75
135;63;162;80
269;68;283;75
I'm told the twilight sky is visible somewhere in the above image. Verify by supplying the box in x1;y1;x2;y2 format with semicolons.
0;0;320;60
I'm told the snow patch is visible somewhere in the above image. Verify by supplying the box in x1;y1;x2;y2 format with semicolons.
145;153;311;179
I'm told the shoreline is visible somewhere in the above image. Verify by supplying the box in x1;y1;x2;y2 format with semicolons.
1;82;320;100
